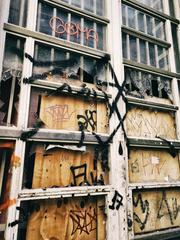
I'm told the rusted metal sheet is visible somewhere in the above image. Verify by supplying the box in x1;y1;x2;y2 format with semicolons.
125;108;177;139
133;189;180;234
129;149;180;183
30;144;108;189
25;196;105;240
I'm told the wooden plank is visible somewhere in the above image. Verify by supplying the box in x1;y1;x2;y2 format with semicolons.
26;196;105;240
39;95;108;133
133;189;180;234
125;107;177;139
129;149;180;183
32;144;108;189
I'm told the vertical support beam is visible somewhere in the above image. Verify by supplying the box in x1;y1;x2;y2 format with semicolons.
107;0;128;240
17;37;35;129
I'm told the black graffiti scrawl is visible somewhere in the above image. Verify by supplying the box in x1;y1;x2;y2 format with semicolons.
133;193;150;231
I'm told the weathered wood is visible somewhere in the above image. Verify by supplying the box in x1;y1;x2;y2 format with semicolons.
39;95;108;133
32;144;108;188
125;108;177;139
26;196;105;240
129;149;180;183
133;189;180;234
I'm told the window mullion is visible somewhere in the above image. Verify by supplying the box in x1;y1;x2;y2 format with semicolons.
26;0;38;31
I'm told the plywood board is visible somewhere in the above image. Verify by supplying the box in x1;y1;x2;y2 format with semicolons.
39;95;108;133
129;149;180;183
133;189;180;234
26;197;105;240
32;145;108;189
125;108;176;139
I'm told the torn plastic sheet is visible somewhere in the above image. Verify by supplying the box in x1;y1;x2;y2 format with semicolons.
45;144;86;152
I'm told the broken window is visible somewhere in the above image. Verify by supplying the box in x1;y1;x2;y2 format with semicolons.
0;141;15;236
125;67;173;102
17;196;106;240
36;1;106;50
22;142;109;189
32;42;107;86
0;34;25;126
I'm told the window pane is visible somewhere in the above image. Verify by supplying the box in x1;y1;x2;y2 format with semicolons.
155;19;165;40
84;20;94;48
149;43;156;67
71;0;81;7
122;4;126;26
140;40;147;64
130;36;137;61
122;33;127;59
96;0;104;16
8;0;28;27
0;34;25;126
37;2;53;35
158;46;168;70
128;7;136;29
70;15;81;44
138;12;145;32
146;15;153;36
171;23;180;73
56;9;68;40
84;0;94;13
97;24;104;50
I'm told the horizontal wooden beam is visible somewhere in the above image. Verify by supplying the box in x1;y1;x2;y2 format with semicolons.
126;96;178;112
128;137;180;149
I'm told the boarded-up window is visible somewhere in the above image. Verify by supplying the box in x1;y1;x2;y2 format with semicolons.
129;148;180;183
17;196;106;240
28;88;108;133
23;143;108;189
125;108;176;139
133;189;180;234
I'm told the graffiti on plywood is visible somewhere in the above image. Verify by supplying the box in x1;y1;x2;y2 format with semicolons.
77;110;97;131
70;206;97;235
46;104;75;123
133;189;180;233
125;108;176;139
25;197;105;240
129;149;180;183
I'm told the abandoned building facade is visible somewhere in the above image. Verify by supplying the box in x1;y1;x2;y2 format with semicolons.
0;0;180;239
